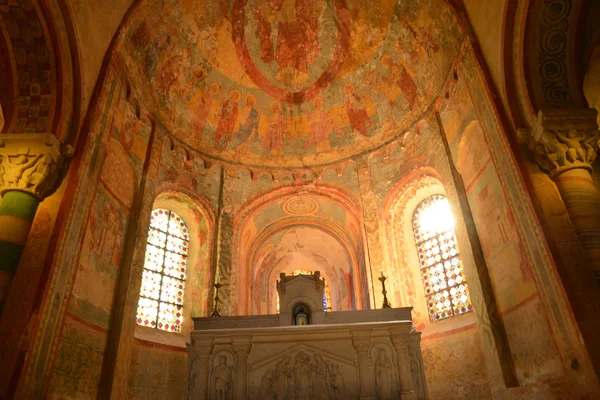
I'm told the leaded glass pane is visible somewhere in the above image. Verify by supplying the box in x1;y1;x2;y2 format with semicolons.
144;244;165;273
158;302;183;333
148;228;167;248
140;270;161;300
137;209;189;332
166;234;187;254
413;196;472;322
136;297;159;328
151;209;170;232
160;276;185;305
168;214;188;239
164;251;187;280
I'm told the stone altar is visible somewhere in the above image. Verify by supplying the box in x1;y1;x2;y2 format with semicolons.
187;274;427;400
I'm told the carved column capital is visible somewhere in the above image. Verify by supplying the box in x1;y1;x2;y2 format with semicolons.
391;337;408;351
232;344;251;357
529;109;600;178
0;133;73;200
352;338;371;354
194;345;213;359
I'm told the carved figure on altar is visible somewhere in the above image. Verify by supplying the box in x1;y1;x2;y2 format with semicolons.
256;369;275;399
213;355;233;400
330;364;345;400
375;349;394;400
274;355;293;400
256;0;324;86
313;354;332;399
294;351;313;399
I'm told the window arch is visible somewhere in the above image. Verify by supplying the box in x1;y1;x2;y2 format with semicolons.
412;195;472;322
136;208;188;333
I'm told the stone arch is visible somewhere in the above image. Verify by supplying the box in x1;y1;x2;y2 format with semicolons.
0;0;81;140
523;0;588;111
234;184;368;315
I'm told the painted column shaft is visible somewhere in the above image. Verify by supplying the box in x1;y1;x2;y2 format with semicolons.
0;191;39;313
554;168;600;272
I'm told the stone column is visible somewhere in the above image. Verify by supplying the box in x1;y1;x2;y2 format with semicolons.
529;109;600;280
232;339;251;400
351;331;375;400
191;344;212;400
355;156;382;309
391;336;417;400
0;133;71;313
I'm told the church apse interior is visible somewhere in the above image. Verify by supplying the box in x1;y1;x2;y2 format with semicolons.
1;0;600;398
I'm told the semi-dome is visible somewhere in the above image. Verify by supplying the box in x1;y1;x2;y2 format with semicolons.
116;0;461;168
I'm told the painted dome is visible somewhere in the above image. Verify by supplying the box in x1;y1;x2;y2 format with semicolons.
118;0;461;168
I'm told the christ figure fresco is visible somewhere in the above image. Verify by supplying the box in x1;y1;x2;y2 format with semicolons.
256;0;324;87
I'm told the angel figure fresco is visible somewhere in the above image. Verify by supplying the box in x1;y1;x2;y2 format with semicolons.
156;47;192;96
381;54;418;111
263;101;294;157
255;0;324;87
303;97;345;154
215;89;241;150
193;82;222;140
343;83;372;137
236;94;260;155
363;69;395;123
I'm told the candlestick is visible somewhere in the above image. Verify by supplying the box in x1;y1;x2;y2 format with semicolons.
210;282;223;317
378;273;392;309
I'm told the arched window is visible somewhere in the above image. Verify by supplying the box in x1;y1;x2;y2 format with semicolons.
136;209;188;332
412;195;472;322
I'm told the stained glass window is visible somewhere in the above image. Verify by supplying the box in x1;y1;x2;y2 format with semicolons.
276;269;331;312
136;209;188;333
412;195;472;322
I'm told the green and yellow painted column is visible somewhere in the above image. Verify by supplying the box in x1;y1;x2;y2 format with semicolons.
0;191;39;313
530;109;600;279
0;133;71;314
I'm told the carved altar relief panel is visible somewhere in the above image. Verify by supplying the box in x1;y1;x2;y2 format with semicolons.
209;350;235;400
248;344;359;400
370;344;399;400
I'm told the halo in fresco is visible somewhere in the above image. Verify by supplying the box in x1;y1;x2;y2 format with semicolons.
120;0;461;168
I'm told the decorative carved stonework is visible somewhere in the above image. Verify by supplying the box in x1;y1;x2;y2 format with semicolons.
529;109;600;177
0;133;73;200
253;351;348;400
538;0;572;106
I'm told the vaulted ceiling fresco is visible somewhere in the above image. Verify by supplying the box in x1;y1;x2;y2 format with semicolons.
117;0;462;168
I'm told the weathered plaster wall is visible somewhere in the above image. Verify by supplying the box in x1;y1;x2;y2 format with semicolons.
63;0;136;116
454;52;599;396
462;0;507;101
127;339;187;399
45;66;152;399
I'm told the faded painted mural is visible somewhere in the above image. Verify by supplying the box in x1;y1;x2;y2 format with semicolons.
118;0;461;168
